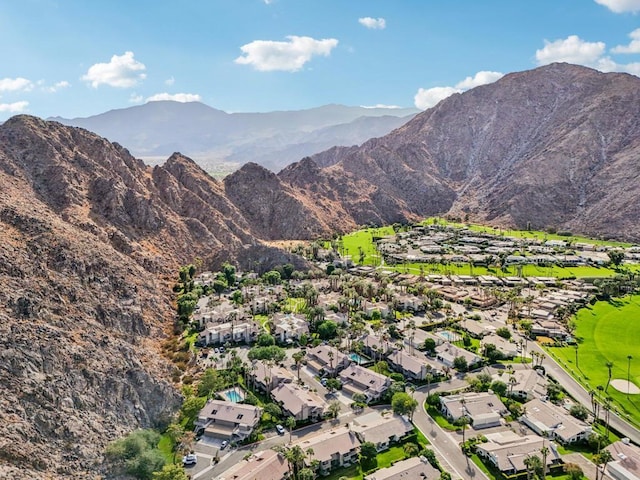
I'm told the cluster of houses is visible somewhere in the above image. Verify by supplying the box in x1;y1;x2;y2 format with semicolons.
377;224;630;269
433;371;607;478
217;410;421;479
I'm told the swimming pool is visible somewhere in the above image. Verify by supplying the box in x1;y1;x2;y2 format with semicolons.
219;387;246;403
438;331;457;341
349;353;367;364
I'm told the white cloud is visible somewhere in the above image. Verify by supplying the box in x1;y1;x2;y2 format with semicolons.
455;71;504;89
81;51;146;88
414;86;461;110
164;76;175;86
235;35;339;72
612;28;640;53
129;93;143;104
0;101;28;112
413;70;504;110
594;0;640;13
536;35;606;66
146;92;202;102
358;17;386;29
535;33;640;75
44;80;70;93
0;77;33;92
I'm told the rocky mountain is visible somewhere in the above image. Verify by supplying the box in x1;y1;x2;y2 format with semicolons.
299;63;640;241
52;102;417;173
2;61;640;479
0;116;309;479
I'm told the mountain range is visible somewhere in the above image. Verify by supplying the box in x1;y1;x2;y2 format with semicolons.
1;62;640;478
52;102;418;173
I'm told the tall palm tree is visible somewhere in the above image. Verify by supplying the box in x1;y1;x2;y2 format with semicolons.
540;445;549;480
604;397;612;440
605;361;614;392
293;351;305;383
286;416;297;444
628;355;634;397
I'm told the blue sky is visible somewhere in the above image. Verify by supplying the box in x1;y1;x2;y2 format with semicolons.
1;0;640;120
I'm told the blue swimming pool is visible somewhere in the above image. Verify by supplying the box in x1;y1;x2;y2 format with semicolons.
219;387;246;403
438;331;456;341
350;353;367;364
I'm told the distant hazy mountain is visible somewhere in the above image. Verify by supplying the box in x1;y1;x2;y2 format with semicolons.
51;102;418;172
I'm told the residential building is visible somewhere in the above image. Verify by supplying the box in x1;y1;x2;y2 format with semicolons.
520;398;592;444
307;345;350;377
352;411;413;452
435;342;482;369
195;400;262;442
272;313;309;343
476;432;560;475
364;456;440;480
496;368;547;400
295;426;361;475
440;392;507;429
362;334;395;359
339;364;391;403
218;449;288;480
248;360;294;392
271;382;327;422
386;350;441;381
199;320;260;345
480;334;519;359
605;439;640;480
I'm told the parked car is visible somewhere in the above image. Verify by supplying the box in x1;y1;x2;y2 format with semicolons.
276;424;286;435
220;440;229;450
182;453;197;466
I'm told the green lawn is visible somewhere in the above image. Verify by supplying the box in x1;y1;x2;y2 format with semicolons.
283;297;307;313
375;445;407;470
340;218;636;279
323;464;362;480
420;217;632;248
254;314;270;332
426;406;458;431
341;227;394;265
544;295;640;429
385;261;622;279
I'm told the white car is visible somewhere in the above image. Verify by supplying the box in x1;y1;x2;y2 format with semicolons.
276;424;286;435
182;453;197;466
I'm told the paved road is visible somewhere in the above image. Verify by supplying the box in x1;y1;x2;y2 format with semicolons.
196;409;362;480
413;390;489;480
523;335;640;444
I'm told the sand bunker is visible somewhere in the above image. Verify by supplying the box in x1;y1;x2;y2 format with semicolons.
611;379;640;394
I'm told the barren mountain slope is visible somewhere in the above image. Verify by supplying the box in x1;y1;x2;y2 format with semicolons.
0;116;307;479
306;63;640;240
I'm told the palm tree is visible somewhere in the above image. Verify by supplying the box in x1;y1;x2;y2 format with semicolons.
594;450;613;480
523;456;534;480
628;355;633;397
604;397;612;440
403;442;419;458
327;349;335;377
605;361;614;392
286;416;296;444
540;445;550;480
328;400;342;419
293;351;305;382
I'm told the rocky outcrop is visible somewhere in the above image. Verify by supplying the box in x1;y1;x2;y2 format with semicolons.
304;63;640;240
2;61;640;478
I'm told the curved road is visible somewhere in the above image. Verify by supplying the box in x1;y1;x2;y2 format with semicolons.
412;389;489;480
526;337;640;444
